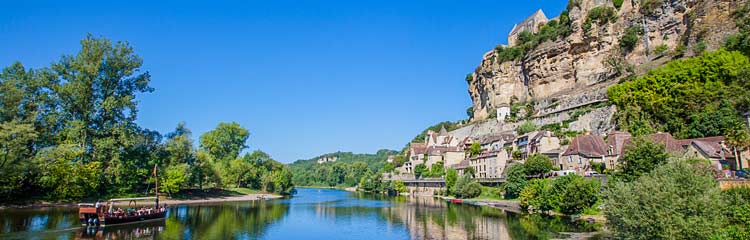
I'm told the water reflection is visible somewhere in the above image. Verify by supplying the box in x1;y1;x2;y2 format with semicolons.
373;194;600;240
77;220;165;239
0;188;600;239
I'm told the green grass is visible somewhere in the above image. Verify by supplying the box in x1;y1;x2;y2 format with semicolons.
169;188;269;200
468;186;504;201
581;202;603;215
227;188;265;195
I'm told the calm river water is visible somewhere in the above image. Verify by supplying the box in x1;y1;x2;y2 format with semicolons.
0;188;601;239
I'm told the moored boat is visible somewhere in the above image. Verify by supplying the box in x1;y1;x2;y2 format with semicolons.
78;164;166;226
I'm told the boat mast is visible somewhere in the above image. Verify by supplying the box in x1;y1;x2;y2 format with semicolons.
154;164;159;208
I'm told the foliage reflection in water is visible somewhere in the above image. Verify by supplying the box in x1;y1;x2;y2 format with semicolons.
0;188;601;239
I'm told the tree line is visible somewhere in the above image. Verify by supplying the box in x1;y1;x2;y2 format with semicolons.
0;35;292;203
289;150;395;187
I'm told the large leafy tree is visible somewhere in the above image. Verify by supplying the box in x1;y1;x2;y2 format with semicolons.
200;122;249;163
165;122;195;166
503;164;527;199
524;154;553;178
445;168;458;194
604;159;723;239
613;138;670;182
52;34;153;192
0;62;57;200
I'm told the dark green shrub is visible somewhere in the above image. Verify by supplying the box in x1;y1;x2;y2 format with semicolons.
640;0;663;16
517;121;537;135
503;164;527;199
653;44;669;55
613;0;625;9
619;25;643;52
694;41;707;55
583;6;618;32
462;182;482;198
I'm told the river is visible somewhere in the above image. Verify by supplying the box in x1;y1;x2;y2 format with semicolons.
0;188;602;239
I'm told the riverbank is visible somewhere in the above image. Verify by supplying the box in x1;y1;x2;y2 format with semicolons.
295;185;358;192
438;196;522;213
437;195;608;225
0;188;282;209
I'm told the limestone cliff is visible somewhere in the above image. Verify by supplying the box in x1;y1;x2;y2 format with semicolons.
468;0;746;121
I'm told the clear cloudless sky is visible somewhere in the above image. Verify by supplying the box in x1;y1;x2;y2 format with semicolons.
0;0;566;163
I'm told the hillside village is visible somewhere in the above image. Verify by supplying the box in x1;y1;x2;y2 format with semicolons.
391;126;748;180
381;0;750;185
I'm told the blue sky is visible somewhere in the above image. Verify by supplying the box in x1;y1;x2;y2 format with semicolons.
0;0;566;163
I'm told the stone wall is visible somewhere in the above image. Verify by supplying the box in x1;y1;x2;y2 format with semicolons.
719;179;750;190
450;104;616;140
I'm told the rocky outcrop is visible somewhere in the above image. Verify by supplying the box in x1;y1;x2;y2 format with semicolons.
468;0;746;121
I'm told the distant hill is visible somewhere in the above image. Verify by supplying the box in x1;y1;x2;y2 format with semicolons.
288;149;397;187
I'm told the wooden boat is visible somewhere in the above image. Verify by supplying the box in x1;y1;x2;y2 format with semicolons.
450;199;463;204
79;165;166;226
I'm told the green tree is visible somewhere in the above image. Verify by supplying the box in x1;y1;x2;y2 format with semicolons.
413;163;427;179
0;121;38;199
503;164;527;199
466;106;474;119
164;122;195;166
428;161;445;177
524;154;553;177
717;187;750;239
35;145;101;200
453;174;482;198
557;176;600;215
192;150;219;189
468;142;481;157
391;180;407;193
200;122;249;163
517;121;537;135
445;168;458;194
604;159;723;239
613;138;670;182
161;164;190;197
519;178;553;214
52;35;154;192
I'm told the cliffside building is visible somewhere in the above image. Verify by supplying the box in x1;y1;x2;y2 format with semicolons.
507;9;548;47
317;156;338;164
399;127;464;174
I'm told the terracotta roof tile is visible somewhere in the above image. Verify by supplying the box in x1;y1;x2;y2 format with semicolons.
562;135;607;158
606;131;632;156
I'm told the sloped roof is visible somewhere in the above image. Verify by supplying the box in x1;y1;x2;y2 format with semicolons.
644;133;683;152
427;146;459;156
470;150;501;160
451;159;471;169
439;126;449;136
509;9;548;35
479;132;517;145
410;143;427;155
681;136;734;159
562;134;608;157
606;131;632;156
677;136;725;147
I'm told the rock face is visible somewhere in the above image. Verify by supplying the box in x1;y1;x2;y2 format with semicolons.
468;0;746;121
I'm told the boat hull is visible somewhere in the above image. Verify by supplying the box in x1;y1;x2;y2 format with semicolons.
81;212;166;227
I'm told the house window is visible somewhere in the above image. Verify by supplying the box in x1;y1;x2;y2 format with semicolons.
568;156;572;163
578;158;582;164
